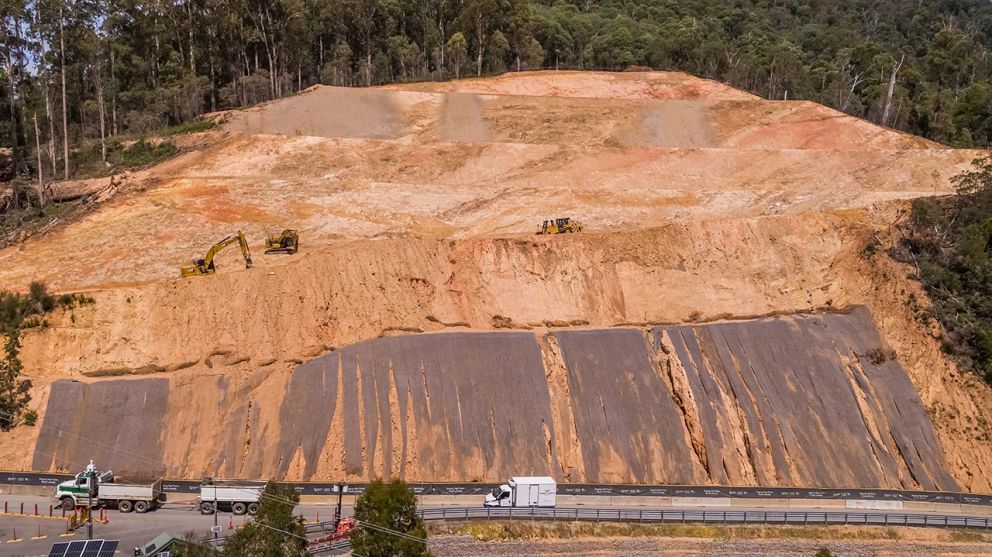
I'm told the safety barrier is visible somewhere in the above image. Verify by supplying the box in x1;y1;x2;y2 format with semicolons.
415;506;992;529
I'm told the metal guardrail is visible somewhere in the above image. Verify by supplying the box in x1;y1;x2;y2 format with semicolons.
416;506;992;529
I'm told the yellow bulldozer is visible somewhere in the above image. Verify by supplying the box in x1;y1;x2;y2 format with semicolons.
537;217;583;235
264;229;299;254
180;231;253;277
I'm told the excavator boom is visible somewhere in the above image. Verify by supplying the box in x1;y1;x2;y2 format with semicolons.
180;231;253;277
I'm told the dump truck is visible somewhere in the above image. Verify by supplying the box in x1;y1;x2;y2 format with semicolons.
55;462;164;513
198;478;265;515
484;476;556;507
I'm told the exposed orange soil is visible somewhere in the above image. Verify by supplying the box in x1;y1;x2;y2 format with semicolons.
2;70;991;490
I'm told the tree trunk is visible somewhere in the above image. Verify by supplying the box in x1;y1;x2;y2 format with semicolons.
2;16;20;157
476;21;485;77
33;113;45;207
209;51;216;111
96;65;107;164
881;54;905;127
45;88;56;175
438;20;445;79
33;4;58;175
59;2;69;180
186;0;195;74
366;50;372;86
110;46;118;136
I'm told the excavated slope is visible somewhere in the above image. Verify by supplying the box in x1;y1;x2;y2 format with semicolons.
4;71;992;491
32;308;958;491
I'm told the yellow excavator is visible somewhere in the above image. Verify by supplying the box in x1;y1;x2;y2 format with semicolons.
264;229;299;254
537;217;583;235
180;231;253;277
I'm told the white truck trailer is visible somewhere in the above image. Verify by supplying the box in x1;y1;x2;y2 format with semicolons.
484;476;556;507
198;479;265;515
54;462;164;513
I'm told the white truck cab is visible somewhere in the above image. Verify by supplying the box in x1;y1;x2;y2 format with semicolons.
484;476;556;507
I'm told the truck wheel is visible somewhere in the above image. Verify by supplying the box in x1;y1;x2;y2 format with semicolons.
199;501;215;515
247;503;259;515
232;502;247;515
60;497;75;512
118;500;133;513
134;500;150;513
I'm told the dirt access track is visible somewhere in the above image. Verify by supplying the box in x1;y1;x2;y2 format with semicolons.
2;70;992;492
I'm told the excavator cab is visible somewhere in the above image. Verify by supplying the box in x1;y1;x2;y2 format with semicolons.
264;229;299;254
180;231;253;277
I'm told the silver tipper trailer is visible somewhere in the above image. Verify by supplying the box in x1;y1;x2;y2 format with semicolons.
198;479;265;515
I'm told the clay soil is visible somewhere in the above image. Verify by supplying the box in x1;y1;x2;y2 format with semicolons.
2;70;991;491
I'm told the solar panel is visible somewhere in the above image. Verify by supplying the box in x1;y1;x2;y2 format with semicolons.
98;540;119;557
48;539;120;557
65;540;87;557
81;539;103;557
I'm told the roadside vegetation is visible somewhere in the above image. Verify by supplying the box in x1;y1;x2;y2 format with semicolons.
222;480;307;556
897;157;992;382
0;282;93;430
429;521;991;543
351;479;431;557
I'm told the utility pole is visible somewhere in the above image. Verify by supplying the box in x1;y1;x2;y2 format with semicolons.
334;482;346;529
86;470;95;539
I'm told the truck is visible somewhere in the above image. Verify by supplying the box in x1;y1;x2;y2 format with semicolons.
55;462;164;513
198;478;265;515
484;476;556;507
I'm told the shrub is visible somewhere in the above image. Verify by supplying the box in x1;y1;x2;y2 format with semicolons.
164;119;217;135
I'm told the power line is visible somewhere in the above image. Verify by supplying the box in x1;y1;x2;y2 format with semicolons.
354;519;427;544
248;520;309;541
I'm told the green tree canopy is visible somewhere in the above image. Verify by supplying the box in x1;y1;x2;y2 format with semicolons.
222;480;306;557
350;479;430;557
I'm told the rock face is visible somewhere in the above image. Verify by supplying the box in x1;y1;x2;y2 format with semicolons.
32;378;169;476
32;307;957;490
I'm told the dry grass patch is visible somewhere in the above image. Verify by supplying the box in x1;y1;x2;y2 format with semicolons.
428;521;992;544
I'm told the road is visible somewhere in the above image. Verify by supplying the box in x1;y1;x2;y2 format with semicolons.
2;495;991;556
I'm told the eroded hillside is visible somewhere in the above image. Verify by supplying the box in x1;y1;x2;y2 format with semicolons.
3;71;991;491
